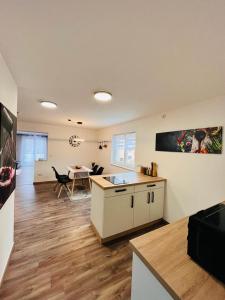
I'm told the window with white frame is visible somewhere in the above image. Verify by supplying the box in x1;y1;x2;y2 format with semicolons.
111;132;136;169
17;132;48;166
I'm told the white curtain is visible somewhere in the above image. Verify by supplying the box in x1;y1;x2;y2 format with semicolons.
17;134;48;167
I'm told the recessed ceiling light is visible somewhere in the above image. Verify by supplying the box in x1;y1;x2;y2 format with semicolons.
94;91;112;102
40;100;57;109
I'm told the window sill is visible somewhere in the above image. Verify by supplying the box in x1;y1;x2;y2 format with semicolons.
110;164;135;172
35;159;48;162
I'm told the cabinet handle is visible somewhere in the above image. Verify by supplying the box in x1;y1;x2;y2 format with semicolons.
115;188;127;193
147;184;156;188
152;191;155;203
147;192;151;204
131;195;134;208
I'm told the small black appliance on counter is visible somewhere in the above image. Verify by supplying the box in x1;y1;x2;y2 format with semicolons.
103;176;129;185
187;203;225;283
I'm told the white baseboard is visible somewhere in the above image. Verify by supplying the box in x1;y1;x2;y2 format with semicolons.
0;243;14;288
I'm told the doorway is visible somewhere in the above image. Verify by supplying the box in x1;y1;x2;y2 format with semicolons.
16;131;48;185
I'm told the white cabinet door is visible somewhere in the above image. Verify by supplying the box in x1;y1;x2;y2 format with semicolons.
149;188;164;222
103;194;134;238
133;191;151;227
131;253;173;300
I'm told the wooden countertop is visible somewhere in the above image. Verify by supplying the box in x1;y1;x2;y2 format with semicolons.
130;218;225;300
90;172;166;189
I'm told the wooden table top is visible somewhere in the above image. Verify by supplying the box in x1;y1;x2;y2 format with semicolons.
130;217;225;300
89;172;166;189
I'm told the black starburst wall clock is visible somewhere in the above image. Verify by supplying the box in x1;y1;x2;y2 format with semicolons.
69;135;82;147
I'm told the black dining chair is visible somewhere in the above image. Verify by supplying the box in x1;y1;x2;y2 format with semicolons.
96;166;104;175
90;164;99;175
52;166;72;198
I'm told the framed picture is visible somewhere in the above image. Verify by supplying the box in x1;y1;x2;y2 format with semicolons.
0;103;17;209
156;127;223;154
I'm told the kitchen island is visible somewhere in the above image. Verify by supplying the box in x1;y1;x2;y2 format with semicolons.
130;217;225;300
90;172;166;243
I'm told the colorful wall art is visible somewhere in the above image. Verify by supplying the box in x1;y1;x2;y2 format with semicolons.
0;103;17;209
156;127;223;154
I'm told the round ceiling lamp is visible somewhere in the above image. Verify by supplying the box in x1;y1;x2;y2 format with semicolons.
94;91;112;102
40;100;57;109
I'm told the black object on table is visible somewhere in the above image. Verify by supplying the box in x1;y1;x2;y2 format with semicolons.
187;203;225;283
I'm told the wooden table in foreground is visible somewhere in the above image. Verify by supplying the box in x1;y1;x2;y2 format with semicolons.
67;166;92;195
130;217;225;300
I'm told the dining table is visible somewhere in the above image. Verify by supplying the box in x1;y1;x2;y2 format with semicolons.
67;165;92;195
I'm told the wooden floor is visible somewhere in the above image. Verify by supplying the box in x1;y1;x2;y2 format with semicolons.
0;183;166;300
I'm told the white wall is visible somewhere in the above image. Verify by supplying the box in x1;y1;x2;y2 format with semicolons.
17;121;99;182
98;96;225;223
0;53;17;283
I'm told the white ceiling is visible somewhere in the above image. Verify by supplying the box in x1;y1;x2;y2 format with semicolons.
0;0;225;128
